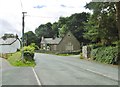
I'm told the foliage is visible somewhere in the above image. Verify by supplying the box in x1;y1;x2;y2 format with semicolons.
35;22;54;38
0;53;12;59
24;31;39;46
80;53;84;59
91;46;118;64
83;16;99;42
1;34;18;40
27;2;119;47
23;45;35;61
116;2;120;39
7;52;36;67
52;22;59;37
58;12;90;43
34;12;90;44
30;43;40;50
84;2;119;44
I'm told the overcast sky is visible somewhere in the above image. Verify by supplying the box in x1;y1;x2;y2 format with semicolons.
0;0;92;37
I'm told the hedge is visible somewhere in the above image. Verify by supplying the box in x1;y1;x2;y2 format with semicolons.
91;46;118;64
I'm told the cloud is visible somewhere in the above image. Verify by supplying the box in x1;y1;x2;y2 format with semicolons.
60;4;67;8
0;0;92;37
60;4;74;8
33;5;46;9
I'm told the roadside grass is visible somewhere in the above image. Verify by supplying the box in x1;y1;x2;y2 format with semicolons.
56;53;74;56
7;52;36;67
0;53;13;59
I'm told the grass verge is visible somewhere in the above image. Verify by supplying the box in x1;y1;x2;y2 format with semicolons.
0;53;13;59
56;53;74;56
7;52;36;67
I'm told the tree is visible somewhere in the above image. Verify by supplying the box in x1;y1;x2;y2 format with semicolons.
1;34;20;41
35;22;54;38
56;12;90;43
84;2;119;45
116;1;120;39
24;31;39;46
52;22;59;37
83;15;100;42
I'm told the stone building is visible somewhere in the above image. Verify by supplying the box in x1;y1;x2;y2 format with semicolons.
41;31;80;52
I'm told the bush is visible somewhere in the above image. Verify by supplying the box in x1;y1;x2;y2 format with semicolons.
89;43;103;49
30;43;39;50
80;53;84;59
22;45;35;61
91;46;118;64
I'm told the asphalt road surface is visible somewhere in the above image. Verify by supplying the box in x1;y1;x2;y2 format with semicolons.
1;58;38;85
34;53;118;85
1;53;118;86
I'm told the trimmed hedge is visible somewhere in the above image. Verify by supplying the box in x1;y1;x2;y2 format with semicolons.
91;46;118;64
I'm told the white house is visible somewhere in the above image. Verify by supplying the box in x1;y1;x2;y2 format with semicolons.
0;37;21;53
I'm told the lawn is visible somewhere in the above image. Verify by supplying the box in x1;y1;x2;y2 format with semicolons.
7;52;36;67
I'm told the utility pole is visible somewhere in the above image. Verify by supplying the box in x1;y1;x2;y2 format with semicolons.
21;12;27;61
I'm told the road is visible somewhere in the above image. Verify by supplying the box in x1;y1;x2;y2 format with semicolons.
1;58;38;85
1;53;118;85
34;53;118;85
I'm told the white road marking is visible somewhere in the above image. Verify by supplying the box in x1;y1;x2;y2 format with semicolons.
85;68;118;81
32;67;42;85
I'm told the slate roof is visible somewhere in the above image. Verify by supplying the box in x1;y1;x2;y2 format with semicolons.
0;38;17;45
41;37;62;45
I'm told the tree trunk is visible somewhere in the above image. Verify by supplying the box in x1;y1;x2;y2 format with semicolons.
116;1;120;39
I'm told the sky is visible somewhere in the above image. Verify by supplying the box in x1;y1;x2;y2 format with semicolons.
0;0;92;37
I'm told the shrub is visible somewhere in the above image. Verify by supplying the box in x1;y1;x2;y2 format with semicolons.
91;46;118;64
22;46;35;61
89;43;103;49
80;53;84;59
30;43;39;50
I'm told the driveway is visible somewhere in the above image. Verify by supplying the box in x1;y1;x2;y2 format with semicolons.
34;53;118;85
1;57;38;85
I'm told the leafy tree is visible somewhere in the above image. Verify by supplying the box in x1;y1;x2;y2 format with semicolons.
116;1;120;39
83;15;100;42
84;2;119;45
52;22;59;37
35;22;54;38
57;17;68;28
24;31;39;46
59;12;90;43
1;34;17;40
